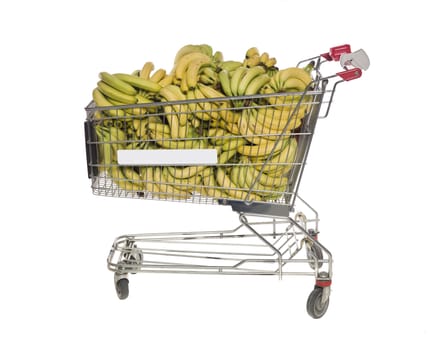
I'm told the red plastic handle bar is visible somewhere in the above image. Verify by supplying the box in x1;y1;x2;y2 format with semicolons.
321;44;351;61
337;67;362;81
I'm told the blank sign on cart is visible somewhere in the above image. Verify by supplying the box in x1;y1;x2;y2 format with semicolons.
117;149;218;166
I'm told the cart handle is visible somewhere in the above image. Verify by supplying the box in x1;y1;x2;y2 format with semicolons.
321;44;370;81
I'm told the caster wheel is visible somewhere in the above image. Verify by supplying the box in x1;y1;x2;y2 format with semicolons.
306;243;323;270
307;286;329;319
115;278;129;300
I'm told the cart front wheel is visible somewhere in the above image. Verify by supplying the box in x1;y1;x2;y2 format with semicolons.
115;278;129;300
307;286;329;319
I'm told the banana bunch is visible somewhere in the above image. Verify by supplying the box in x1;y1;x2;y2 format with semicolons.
93;66;164;118
243;47;278;72
218;65;271;107
170;44;218;92
90;43;315;202
261;61;315;108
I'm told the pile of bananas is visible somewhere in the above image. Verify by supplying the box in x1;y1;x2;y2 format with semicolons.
90;44;314;202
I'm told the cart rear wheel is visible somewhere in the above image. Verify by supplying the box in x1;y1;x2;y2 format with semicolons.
306;243;323;269
307;287;329;319
115;278;129;300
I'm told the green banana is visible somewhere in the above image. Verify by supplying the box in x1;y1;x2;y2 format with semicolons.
230;67;248;96
99;72;137;95
97;81;137;105
113;73;162;92
218;69;233;96
219;60;242;72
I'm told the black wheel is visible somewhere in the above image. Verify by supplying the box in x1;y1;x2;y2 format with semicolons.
115;278;129;300
306;243;323;269
307;287;329;319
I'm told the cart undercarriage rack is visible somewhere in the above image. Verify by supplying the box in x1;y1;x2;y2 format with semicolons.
84;45;369;318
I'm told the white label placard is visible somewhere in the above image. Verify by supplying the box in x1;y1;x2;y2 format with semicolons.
117;149;218;166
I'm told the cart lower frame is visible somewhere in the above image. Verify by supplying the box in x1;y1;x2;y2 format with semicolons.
108;195;332;318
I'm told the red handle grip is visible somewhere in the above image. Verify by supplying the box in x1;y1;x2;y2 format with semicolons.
321;44;351;61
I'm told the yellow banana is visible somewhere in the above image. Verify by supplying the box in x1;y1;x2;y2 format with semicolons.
186;90;211;121
244;73;271;95
218;148;238;165
140;62;155;80
242;158;288;188
216;167;260;201
260;52;269;65
168;165;207;179
222;120;240;135
208;128;230;145
163;167;202;192
255;107;305;132
237;137;288;157
173;44;213;65
151;133;198;149
174;52;212;81
146;121;171;136
153;167;191;199
159;85;189;124
92;88;126;117
265;57;277;68
237;66;266;96
150;68;166;83
159;84;187;102
221;137;246;152
133;118;149;138
110;166;143;192
158;74;174;87
253;137;298;172
201;168;226;198
143;166;160;196
243;55;261;68
245;47;259;58
237;109;269;144
277;67;313;88
280;77;307;91
186;60;208;89
194;85;216;116
196;83;226;99
219;107;240;124
229;161;243;189
164;105;188;139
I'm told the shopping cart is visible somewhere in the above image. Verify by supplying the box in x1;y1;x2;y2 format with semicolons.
84;44;369;318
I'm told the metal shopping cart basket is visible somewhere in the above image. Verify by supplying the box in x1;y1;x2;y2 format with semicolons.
84;44;369;318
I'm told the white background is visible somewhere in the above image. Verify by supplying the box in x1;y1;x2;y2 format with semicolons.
1;0;429;348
